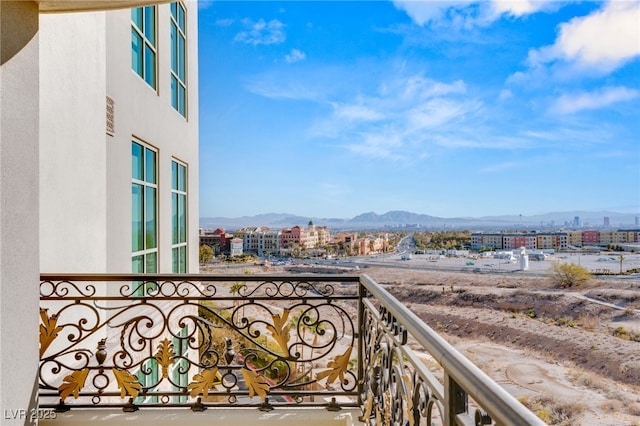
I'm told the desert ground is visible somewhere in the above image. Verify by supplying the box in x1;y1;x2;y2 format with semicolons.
206;255;640;425
364;265;640;426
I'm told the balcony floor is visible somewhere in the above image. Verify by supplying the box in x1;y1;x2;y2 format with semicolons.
41;408;364;426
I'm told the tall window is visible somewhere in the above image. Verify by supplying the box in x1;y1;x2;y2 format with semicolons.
172;160;187;273
132;142;158;295
131;6;157;89
170;2;187;116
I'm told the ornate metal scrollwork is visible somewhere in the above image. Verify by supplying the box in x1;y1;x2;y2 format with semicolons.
360;301;444;425
39;277;360;411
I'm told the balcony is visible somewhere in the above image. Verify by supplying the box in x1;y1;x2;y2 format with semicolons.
38;274;545;425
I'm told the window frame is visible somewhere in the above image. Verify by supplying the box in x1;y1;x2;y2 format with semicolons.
132;140;159;295
171;159;188;273
170;1;187;116
131;5;158;90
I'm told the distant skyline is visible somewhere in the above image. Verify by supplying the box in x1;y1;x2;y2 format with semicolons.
198;1;640;219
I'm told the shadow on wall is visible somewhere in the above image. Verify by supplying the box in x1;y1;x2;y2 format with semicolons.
1;1;39;65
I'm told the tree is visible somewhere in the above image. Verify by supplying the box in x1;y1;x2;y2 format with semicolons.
619;254;626;274
199;244;213;264
550;262;590;288
230;282;246;320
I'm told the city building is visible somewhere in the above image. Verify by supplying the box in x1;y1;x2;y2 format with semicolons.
229;237;244;256
200;228;234;255
471;229;640;251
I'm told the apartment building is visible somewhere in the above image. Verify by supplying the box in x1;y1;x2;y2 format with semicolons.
471;229;640;251
39;2;199;274
281;225;307;251
251;228;282;256
242;224;323;255
567;230;583;247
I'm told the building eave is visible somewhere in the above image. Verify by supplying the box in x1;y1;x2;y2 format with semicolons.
37;0;171;13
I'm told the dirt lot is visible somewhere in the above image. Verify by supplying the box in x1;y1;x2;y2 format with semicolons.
207;262;640;425
363;266;640;426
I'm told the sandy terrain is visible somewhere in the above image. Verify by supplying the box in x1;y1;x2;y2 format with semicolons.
205;261;640;425
364;266;640;426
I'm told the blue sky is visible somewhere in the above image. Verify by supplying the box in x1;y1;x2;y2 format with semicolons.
198;0;640;219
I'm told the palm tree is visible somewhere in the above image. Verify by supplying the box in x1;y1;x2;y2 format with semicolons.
230;282;245;322
619;254;626;275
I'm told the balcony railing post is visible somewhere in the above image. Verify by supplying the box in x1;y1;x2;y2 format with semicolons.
357;279;366;408
444;372;467;426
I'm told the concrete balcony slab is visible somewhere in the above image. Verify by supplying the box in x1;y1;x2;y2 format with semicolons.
41;408;365;426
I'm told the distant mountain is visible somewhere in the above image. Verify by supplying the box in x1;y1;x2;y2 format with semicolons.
200;213;349;230
200;209;639;231
350;210;442;224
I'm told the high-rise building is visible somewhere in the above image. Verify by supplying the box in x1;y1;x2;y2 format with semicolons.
0;2;199;419
39;2;199;274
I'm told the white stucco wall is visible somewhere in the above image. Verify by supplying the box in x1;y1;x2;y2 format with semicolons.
0;1;41;423
39;12;108;273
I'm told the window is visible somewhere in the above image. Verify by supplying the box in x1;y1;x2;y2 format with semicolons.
131;6;157;89
170;2;187;116
172;160;187;273
135;359;159;404
172;326;189;403
132;142;158;295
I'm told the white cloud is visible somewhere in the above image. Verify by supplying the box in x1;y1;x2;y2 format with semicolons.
528;1;640;73
346;131;405;160
551;86;640;114
198;0;214;10
215;18;234;27
392;1;472;26
392;0;558;28
406;98;478;131
317;74;485;160
235;19;285;46
332;103;384;122
498;89;513;101
285;48;306;64
480;161;523;173
400;76;467;99
489;0;558;18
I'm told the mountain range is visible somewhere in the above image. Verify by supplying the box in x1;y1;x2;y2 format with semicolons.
200;210;640;231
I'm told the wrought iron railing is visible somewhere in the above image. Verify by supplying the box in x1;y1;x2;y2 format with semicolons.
39;273;546;425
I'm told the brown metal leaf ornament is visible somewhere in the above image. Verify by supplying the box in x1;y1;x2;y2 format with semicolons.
113;368;142;398
187;368;221;398
39;308;63;357
58;368;89;401
241;368;270;401
316;346;353;386
154;338;175;379
266;309;291;356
